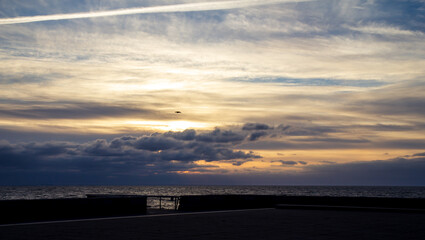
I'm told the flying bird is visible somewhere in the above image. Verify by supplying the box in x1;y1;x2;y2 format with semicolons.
175;111;181;114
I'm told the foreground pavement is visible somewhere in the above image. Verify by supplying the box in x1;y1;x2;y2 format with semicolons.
1;208;425;239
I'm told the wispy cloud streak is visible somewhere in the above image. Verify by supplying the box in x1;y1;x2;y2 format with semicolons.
0;0;311;25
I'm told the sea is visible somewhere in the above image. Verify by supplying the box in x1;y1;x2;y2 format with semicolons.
1;185;425;200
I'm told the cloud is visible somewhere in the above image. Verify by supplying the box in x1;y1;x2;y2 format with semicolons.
0;128;260;177
2;134;425;185
0;0;312;25
292;138;370;144
281;126;337;136
232;159;252;166
242;123;273;131
133;136;184;151
0;73;65;84
348;24;424;37
179;156;425;186
362;97;425;117
374;139;425;150
163;129;196;141
368;124;417;132
248;131;268;141
273;160;307;166
0;102;162;120
413;152;425;157
300;157;425;186
277;160;298;165
194;128;246;143
239;137;425;150
320;161;336;164
232;77;387;87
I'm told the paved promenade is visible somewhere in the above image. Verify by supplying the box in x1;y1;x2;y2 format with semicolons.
1;208;425;239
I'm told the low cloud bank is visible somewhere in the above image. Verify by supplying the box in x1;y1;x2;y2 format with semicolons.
0;128;259;179
178;156;425;186
1;123;425;185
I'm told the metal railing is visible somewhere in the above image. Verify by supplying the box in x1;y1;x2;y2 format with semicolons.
146;196;181;210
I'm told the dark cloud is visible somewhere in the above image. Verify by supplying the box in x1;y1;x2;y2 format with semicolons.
0;128;261;183
2;134;425;185
300;157;425;186
239;137;424;150
163;129;196;141
0;102;166;120
365;97;425;116
273;160;307;166
375;139;425;149
280;125;337;136
277;124;291;131
82;139;129;157
241;122;341;140
320;161;336;164
242;123;272;131
232;160;252;166
133;136;183;151
179;157;425;186
238;139;370;150
371;124;417;131
344;83;425;118
248;131;268;141
194;128;245;143
278;160;298;165
232;77;386;88
293;138;370;144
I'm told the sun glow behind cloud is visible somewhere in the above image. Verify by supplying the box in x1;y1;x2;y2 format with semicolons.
126;120;214;131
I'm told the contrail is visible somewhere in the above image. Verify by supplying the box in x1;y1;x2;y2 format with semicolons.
0;0;311;25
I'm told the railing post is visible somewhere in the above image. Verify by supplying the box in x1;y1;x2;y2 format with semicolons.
159;197;162;210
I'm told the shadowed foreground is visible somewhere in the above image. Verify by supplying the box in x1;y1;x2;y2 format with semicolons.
1;208;425;240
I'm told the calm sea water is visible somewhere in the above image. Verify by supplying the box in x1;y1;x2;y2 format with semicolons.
1;186;425;200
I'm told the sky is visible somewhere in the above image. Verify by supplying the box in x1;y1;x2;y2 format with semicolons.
0;0;424;186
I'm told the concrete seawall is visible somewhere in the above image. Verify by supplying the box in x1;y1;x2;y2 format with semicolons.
178;195;278;211
0;196;147;224
178;195;425;211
